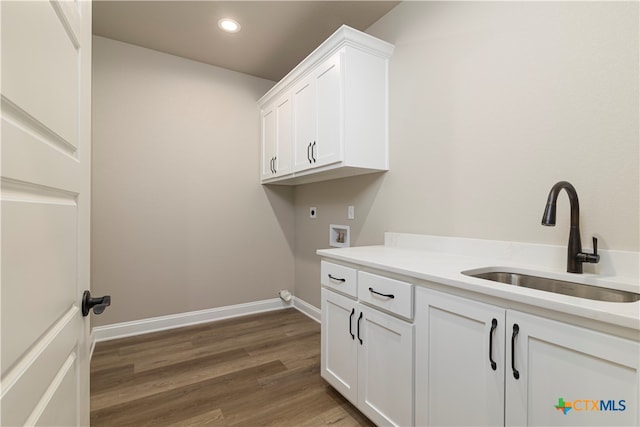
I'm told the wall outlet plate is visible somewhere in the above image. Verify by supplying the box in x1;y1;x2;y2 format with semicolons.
310;207;317;218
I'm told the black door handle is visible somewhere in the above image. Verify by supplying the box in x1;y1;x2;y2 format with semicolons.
328;274;345;283
311;141;317;162
357;312;363;344
511;323;520;379
489;318;497;371
349;308;355;340
307;142;312;163
82;290;111;316
368;287;395;299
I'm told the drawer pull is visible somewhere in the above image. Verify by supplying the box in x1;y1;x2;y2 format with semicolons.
368;287;395;299
349;308;355;340
511;323;520;380
489;318;497;371
328;274;346;283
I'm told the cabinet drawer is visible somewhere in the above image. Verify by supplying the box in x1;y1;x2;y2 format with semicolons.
321;261;357;297
358;272;413;319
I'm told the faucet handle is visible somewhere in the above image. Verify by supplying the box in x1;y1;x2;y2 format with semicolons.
584;236;601;264
591;236;601;263
577;236;600;264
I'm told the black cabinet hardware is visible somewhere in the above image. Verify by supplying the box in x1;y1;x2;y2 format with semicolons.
328;274;346;282
357;312;363;344
511;323;520;379
368;287;395;299
307;142;312;163
311;141;317;162
349;308;355;340
489;318;497;371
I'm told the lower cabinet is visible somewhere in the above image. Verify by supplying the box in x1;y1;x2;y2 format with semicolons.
321;287;414;427
414;288;505;426
415;287;640;427
506;310;639;426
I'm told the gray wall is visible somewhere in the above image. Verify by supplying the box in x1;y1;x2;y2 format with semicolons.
92;1;639;323
91;36;294;326
294;1;639;308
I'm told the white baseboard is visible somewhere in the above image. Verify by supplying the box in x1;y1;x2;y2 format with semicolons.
91;296;320;344
293;297;321;323
92;297;291;342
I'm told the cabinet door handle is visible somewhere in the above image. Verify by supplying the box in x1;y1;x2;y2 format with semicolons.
273;156;277;173
489;318;498;371
311;141;317;162
349;308;355;340
357;312;363;344
368;287;395;299
328;274;346;283
511;323;520;379
307;142;312;163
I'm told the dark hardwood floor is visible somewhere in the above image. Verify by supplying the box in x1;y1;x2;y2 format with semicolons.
91;308;374;426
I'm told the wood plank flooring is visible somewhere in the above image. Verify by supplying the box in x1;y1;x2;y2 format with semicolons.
91;308;374;426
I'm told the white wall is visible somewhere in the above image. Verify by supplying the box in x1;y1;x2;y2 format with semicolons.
294;1;639;308
92;36;294;326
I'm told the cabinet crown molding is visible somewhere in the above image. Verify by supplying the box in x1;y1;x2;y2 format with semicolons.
258;25;394;107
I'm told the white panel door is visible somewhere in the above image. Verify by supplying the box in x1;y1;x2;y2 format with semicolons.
415;288;505;426
1;1;92;425
357;303;413;427
506;310;639;426
321;288;358;405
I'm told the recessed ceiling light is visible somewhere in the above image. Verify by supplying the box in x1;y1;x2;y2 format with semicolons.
218;18;241;33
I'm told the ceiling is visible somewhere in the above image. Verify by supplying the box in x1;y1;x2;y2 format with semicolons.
93;1;400;82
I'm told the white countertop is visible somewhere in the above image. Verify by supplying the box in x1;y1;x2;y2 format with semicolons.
317;233;640;332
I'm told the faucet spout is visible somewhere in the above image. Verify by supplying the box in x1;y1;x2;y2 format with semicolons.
541;181;598;273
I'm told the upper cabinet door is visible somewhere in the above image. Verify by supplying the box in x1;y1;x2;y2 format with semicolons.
261;94;292;180
293;51;342;172
260;106;276;180
505;310;639;427
292;75;316;171
274;95;292;176
314;52;343;168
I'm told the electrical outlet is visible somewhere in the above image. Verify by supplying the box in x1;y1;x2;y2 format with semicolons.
348;205;355;220
310;207;317;218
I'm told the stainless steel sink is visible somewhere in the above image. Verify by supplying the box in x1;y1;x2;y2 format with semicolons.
463;270;640;303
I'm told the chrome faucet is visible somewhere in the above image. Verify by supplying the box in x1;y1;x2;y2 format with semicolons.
541;181;600;273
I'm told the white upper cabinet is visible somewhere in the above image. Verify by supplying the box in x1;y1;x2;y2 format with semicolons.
260;93;292;180
258;25;393;185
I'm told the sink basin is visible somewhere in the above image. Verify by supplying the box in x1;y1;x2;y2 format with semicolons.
463;270;640;303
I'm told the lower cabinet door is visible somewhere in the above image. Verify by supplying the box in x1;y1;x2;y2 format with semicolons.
358;303;414;427
415;288;506;426
505;310;640;426
321;288;358;405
